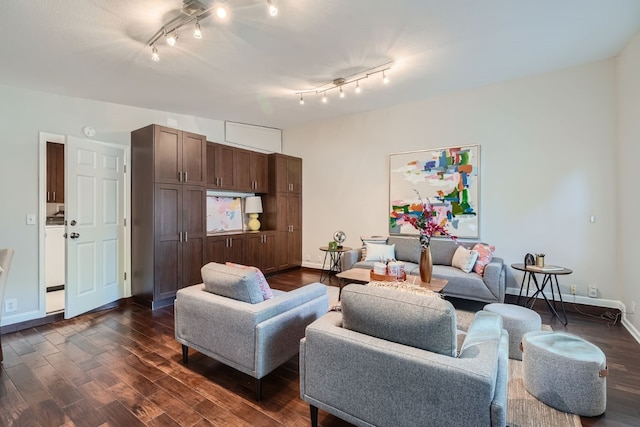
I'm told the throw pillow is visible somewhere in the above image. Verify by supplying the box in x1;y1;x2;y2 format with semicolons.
201;262;264;304
225;262;273;300
451;246;479;273
364;243;396;262
472;243;495;276
360;236;388;261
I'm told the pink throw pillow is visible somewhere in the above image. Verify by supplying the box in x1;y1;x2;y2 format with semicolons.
472;244;495;276
225;262;273;300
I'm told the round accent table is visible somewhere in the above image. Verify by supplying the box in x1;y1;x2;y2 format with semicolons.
511;263;572;325
319;246;352;283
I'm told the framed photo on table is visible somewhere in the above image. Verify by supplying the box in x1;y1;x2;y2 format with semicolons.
388;145;480;239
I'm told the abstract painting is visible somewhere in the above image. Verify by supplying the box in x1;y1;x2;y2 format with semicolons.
389;145;480;238
207;196;243;232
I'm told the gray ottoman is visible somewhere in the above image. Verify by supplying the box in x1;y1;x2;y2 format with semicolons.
483;303;541;360
522;331;607;416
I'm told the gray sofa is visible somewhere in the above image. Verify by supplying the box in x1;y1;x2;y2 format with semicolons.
300;284;509;427
341;236;506;303
175;262;328;400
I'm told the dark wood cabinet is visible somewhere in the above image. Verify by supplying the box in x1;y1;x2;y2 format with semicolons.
272;154;302;194
207;142;236;189
131;124;206;309
46;142;65;203
208;144;268;193
265;154;303;270
246;231;277;274
207;234;246;265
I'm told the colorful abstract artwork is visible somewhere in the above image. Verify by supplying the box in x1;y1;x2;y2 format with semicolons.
207;196;243;232
389;145;480;238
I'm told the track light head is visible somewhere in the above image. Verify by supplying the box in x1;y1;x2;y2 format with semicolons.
216;6;228;19
339;86;345;98
355;81;361;93
299;94;304;105
166;29;178;46
382;70;389;84
194;21;202;39
151;45;159;62
322;92;328;103
267;0;278;16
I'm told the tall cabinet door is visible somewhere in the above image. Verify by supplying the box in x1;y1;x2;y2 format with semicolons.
154;183;183;300
182;185;206;289
234;148;252;192
154;126;182;184
182;132;206;186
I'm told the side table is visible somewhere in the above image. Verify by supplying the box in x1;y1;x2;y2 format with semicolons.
319;246;352;283
511;263;571;325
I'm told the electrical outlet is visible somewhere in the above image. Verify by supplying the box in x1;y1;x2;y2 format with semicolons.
5;298;17;313
570;285;577;295
588;286;598;298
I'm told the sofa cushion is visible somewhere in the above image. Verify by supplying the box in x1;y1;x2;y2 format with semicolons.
360;236;388;261
341;284;457;357
201;262;264;304
364;243;395;261
388;235;421;264
430;238;460;266
225;262;273;300
452;246;479;273
472;243;495;276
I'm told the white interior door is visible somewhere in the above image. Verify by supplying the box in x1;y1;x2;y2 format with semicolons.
65;136;125;319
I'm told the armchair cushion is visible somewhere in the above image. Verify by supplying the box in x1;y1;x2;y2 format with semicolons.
341;284;457;357
201;262;264;304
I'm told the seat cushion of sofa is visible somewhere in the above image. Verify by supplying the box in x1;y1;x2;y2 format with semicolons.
341;284;458;357
433;265;498;302
201;262;264;304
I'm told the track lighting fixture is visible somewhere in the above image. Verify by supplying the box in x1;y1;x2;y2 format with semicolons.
295;61;392;105
147;1;279;62
267;0;278;16
166;29;177;46
299;94;304;105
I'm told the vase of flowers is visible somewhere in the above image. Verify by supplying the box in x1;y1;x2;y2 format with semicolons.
404;191;457;283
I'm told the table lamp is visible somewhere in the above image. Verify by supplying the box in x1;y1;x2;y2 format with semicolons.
245;196;263;231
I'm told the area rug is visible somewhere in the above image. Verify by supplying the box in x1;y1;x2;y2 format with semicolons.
325;285;582;427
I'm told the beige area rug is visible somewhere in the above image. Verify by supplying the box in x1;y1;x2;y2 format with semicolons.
325;285;582;427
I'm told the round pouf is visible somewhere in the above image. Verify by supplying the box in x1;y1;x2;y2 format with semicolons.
483;303;541;360
522;331;607;416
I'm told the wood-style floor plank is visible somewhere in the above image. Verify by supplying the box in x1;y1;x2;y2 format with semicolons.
0;267;637;427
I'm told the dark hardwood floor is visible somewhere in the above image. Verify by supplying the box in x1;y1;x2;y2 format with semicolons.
1;268;638;426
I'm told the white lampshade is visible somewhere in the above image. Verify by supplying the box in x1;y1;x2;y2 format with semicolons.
245;196;263;214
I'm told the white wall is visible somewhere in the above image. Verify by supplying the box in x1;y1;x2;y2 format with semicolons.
0;85;233;326
617;31;640;337
284;60;619;305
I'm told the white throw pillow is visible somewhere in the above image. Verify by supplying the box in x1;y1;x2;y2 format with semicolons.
451;246;479;273
364;243;396;262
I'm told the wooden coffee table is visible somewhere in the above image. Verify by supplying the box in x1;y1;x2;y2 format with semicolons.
335;268;448;299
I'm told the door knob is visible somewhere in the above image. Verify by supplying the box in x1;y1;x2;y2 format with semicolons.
70;232;80;239
70;220;77;226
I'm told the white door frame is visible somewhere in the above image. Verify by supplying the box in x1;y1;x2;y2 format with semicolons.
38;132;131;319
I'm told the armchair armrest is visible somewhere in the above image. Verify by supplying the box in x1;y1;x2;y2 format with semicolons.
482;257;506;303
340;248;362;271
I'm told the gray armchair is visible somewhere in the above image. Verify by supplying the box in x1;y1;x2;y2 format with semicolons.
300;284;509;427
175;262;328;400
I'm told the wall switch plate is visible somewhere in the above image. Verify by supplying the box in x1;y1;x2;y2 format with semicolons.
26;213;36;225
570;285;577;295
588;286;598;298
5;298;17;313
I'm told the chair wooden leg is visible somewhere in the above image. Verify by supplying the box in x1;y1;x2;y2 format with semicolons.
310;405;318;427
255;378;262;401
182;345;188;364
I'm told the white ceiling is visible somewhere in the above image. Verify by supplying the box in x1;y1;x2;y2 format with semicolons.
1;0;639;129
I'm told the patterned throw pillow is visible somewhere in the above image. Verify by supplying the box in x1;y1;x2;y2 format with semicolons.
225;262;273;300
472;243;495;276
451;246;479;273
360;236;388;261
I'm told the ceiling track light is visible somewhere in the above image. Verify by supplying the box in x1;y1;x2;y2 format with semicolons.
294;61;393;105
146;1;279;62
266;0;278;16
299;94;304;105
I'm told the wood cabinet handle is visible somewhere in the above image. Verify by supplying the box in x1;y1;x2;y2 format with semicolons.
184;232;188;242
184;172;188;182
53;192;55;201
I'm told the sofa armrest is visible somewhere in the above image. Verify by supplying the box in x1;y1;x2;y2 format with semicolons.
482;257;506;303
340;248;362;271
300;311;504;427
